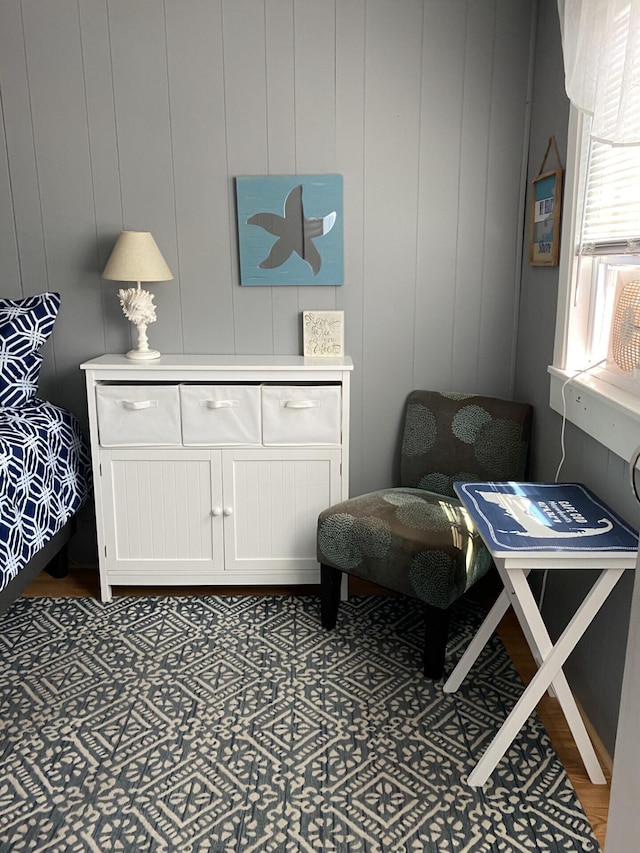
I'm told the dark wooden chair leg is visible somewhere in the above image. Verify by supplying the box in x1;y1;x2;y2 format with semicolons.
321;564;343;629
423;602;451;679
45;544;69;579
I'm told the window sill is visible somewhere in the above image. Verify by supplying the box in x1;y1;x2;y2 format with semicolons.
548;366;640;463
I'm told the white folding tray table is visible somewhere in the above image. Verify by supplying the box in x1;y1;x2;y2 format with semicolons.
444;481;638;788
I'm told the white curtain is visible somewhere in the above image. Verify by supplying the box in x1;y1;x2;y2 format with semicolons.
557;0;640;145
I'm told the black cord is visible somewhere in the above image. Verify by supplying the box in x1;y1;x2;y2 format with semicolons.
629;445;640;504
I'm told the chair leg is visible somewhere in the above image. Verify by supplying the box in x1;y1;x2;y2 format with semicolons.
423;602;451;679
45;544;69;579
320;564;342;629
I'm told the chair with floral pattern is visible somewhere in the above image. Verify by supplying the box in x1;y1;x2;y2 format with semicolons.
317;390;533;678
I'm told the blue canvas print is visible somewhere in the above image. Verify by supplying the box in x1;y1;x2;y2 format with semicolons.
236;174;343;285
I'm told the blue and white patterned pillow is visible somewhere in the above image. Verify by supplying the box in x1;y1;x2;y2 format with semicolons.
0;292;61;407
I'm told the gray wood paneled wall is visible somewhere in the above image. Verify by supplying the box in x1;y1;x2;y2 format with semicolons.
2;0;636;762
0;0;534;509
515;0;640;756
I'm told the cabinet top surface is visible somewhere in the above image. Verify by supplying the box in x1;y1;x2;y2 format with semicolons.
81;354;354;372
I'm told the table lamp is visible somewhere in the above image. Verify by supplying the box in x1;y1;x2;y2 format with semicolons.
102;230;174;360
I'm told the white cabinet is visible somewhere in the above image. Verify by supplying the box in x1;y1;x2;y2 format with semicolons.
81;355;353;602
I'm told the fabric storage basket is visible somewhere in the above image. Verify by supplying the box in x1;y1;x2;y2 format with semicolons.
96;385;181;446
180;384;262;445
261;385;341;445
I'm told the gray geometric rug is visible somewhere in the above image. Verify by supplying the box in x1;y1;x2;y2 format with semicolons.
0;595;600;852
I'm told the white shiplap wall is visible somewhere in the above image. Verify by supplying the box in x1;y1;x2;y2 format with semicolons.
0;0;534;507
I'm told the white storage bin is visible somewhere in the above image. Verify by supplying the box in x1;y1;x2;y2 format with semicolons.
96;385;182;446
262;385;341;445
180;385;262;445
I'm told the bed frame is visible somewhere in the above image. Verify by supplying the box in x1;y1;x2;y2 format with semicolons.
0;519;73;616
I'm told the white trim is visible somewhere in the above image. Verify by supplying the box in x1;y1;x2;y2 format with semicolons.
553;106;582;369
550;106;640;463
549;365;640;463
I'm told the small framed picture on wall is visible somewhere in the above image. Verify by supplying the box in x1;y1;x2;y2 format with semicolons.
529;136;563;267
302;310;344;357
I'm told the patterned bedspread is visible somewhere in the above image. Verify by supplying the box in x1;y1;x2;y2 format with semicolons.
0;400;92;593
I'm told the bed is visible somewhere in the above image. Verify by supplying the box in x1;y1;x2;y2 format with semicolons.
0;292;92;615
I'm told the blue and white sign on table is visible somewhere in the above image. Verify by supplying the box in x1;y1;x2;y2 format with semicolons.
455;481;638;555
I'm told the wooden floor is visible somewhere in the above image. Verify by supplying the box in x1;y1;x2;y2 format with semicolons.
20;565;611;849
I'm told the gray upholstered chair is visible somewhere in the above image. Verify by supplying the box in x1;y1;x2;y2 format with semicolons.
317;390;533;678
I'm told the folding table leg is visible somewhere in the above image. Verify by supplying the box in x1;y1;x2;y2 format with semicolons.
467;566;623;787
443;564;556;697
504;569;607;785
443;589;510;693
494;562;557;699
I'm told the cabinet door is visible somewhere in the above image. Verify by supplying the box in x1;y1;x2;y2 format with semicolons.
221;447;342;582
101;449;224;583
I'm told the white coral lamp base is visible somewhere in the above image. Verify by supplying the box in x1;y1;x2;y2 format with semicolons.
127;321;160;360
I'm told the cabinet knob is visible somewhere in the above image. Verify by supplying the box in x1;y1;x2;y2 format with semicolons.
223;506;233;517
212;507;222;517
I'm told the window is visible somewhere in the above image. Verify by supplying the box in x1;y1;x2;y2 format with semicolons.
550;107;640;461
569;115;640;388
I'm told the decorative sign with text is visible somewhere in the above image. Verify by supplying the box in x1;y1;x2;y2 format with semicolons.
302;310;344;357
529;136;563;267
454;482;638;554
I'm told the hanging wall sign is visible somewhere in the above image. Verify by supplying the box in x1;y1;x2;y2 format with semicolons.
529;136;563;267
236;174;344;285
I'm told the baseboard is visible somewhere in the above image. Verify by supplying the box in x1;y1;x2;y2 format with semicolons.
580;704;613;775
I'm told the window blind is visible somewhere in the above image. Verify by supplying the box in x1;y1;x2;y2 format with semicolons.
580;139;640;254
579;3;640;255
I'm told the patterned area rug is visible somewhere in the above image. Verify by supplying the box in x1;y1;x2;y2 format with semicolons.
0;595;600;852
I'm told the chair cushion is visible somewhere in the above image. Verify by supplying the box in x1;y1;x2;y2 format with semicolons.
317;488;492;609
400;391;532;496
0;292;61;408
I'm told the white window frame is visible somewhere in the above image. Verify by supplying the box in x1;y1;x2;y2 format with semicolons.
549;105;640;463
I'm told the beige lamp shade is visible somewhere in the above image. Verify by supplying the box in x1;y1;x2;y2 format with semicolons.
102;231;174;282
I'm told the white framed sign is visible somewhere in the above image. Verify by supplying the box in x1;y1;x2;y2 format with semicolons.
302;310;344;357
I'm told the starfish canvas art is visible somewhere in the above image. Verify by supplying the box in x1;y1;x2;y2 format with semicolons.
236;175;344;285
